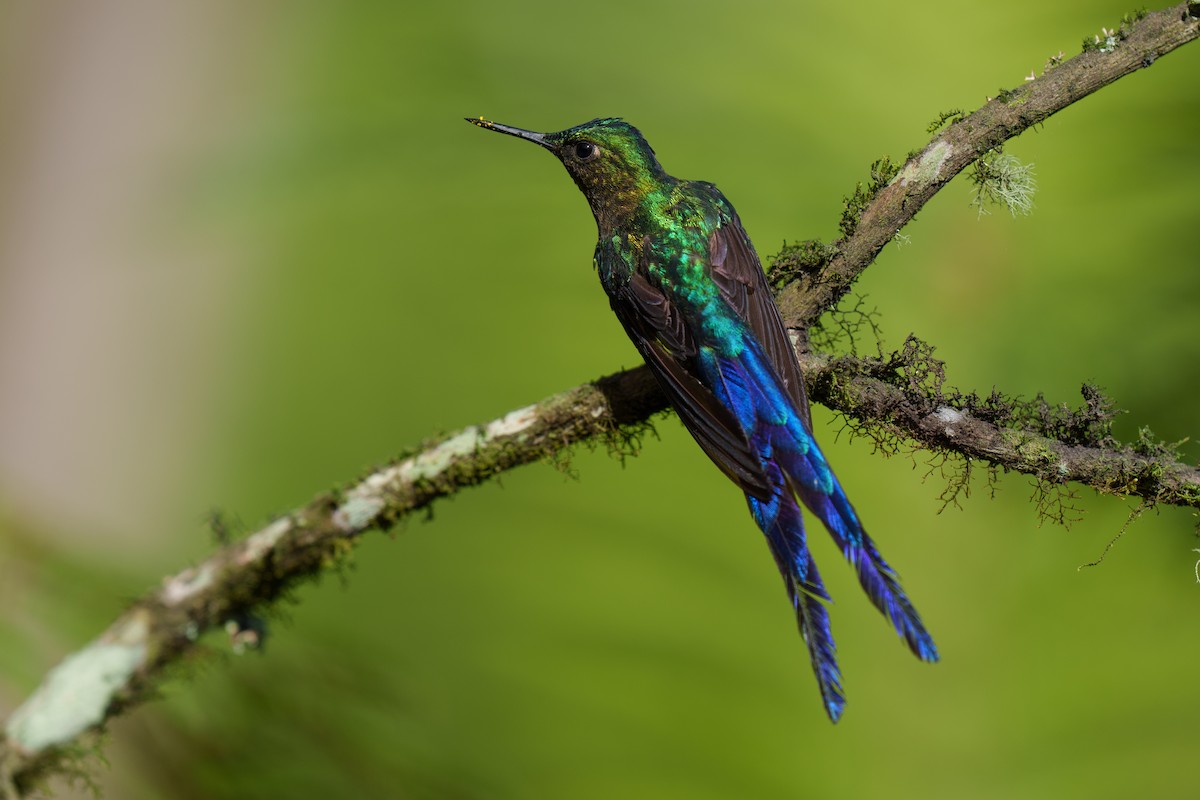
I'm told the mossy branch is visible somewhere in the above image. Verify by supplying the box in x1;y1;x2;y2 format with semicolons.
772;2;1200;333
0;368;669;797
800;347;1200;511
3;4;1198;797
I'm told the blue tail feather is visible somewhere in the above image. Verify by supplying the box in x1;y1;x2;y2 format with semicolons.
748;466;845;721
790;480;939;662
704;336;938;717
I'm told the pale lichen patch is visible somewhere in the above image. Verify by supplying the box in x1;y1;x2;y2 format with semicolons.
332;495;386;532
161;563;216;605
236;516;292;565
5;610;151;754
934;406;967;437
332;412;532;533
897;141;952;188
360;468;397;494
398;428;483;482
485;404;537;439
934;406;965;425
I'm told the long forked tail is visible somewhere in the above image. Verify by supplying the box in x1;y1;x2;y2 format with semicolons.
748;465;846;722
733;341;940;665
699;339;936;718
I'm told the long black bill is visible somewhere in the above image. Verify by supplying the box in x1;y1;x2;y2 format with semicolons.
465;117;554;150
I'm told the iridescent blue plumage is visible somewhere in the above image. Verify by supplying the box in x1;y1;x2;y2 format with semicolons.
468;116;938;720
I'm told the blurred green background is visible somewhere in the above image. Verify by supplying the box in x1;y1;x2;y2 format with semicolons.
1;2;1198;798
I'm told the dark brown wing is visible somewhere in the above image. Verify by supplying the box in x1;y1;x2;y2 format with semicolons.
608;269;773;498
708;217;812;432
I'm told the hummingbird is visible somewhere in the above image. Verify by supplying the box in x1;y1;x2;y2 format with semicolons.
467;116;938;721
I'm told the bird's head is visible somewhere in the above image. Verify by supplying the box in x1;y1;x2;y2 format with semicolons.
468;116;669;235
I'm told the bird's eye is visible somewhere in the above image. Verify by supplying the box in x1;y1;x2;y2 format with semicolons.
573;141;598;161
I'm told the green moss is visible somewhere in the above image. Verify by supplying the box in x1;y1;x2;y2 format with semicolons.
870;156;901;186
1119;8;1147;31
1178;482;1200;506
839;156;899;237
767;239;836;290
1131;425;1189;461
926;108;966;134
